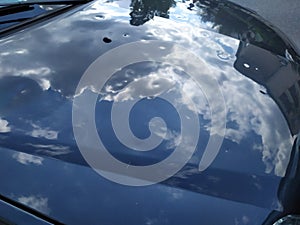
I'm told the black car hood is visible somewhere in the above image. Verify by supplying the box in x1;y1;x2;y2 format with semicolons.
0;0;299;224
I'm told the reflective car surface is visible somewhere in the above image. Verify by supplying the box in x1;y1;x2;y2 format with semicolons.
0;0;299;224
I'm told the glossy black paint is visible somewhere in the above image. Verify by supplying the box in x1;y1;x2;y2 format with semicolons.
0;0;299;224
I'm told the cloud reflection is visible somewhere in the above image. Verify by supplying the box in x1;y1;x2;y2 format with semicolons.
142;18;294;176
0;118;10;133
95;17;293;177
28;123;58;140
0;0;294;177
18;195;50;214
25;144;71;156
12;152;44;166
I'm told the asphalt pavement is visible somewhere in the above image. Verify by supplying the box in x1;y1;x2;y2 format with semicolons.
228;0;300;52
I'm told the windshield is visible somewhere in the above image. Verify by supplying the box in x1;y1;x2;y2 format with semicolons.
0;0;91;37
1;0;22;4
1;0;56;5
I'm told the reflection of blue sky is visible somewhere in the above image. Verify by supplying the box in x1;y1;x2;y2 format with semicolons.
139;17;292;177
0;146;273;225
0;0;296;222
0;1;291;181
88;14;293;177
93;61;209;168
0;0;293;174
0;198;50;225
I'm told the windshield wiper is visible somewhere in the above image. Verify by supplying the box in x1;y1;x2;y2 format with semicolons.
0;0;92;18
0;0;90;17
0;0;92;7
0;0;92;37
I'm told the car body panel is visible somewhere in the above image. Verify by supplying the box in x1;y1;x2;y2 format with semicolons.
0;197;52;225
0;0;299;224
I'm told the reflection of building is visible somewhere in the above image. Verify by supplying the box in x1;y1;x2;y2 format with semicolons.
234;42;300;134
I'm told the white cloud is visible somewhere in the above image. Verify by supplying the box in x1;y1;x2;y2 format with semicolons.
13;152;44;166
101;66;177;102
30;129;58;140
18;195;50;214
142;20;293;176
28;123;58;140
26;143;71;156
98;41;292;176
219;74;293;176
0;118;10;133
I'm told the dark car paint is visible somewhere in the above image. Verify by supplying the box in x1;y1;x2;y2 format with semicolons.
0;0;299;224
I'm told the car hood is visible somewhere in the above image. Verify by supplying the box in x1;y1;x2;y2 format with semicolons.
0;0;299;224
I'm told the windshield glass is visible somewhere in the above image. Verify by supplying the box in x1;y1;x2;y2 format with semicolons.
0;0;90;36
1;0;34;4
0;2;68;33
